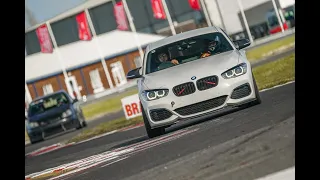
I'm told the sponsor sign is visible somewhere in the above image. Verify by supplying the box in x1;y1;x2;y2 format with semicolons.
121;94;142;120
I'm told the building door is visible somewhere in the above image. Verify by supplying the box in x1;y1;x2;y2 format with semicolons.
89;69;105;94
110;61;127;87
134;56;143;68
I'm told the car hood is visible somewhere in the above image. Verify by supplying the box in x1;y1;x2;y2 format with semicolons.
140;50;240;90
28;104;70;122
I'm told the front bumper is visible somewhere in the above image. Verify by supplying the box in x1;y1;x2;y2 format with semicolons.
141;71;258;129
27;116;78;139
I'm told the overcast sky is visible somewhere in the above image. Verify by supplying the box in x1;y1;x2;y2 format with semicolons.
25;0;86;28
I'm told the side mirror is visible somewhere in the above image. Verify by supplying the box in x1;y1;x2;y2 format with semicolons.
73;99;78;103
127;67;142;79
233;39;251;50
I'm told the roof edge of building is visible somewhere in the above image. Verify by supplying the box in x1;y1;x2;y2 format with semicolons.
26;42;150;83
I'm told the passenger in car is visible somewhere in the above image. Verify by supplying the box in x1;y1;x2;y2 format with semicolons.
156;52;180;70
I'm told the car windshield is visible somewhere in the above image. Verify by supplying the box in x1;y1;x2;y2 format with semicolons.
28;93;70;116
145;32;233;74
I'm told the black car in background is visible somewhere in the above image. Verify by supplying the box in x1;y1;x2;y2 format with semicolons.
26;90;87;144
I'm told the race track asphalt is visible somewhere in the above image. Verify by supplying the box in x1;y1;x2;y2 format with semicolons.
25;47;295;155
25;81;295;180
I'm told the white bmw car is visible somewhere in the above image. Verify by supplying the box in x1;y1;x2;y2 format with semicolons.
127;26;261;138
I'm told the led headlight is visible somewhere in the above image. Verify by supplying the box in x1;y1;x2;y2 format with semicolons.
28;121;39;128
221;63;247;79
62;109;72;118
141;89;169;101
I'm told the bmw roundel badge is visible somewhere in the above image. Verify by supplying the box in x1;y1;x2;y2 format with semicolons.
191;76;196;80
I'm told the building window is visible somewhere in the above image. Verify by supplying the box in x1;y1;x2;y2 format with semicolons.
134;56;142;68
89;69;104;94
43;84;54;95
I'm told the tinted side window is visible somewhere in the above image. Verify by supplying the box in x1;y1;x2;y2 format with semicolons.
220;28;239;47
220;28;233;42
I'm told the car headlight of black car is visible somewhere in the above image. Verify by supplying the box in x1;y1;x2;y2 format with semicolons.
221;63;247;79
62;109;73;118
141;89;169;101
28;121;39;128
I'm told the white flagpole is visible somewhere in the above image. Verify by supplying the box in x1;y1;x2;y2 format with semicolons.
25;47;32;105
215;0;227;31
161;0;176;35
236;0;253;43
46;22;73;94
271;0;284;33
199;0;212;26
25;82;32;104
84;9;114;89
121;0;144;61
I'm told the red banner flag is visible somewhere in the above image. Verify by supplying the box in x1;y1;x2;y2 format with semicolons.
76;12;92;41
114;1;129;30
188;0;201;11
36;24;53;53
151;0;166;19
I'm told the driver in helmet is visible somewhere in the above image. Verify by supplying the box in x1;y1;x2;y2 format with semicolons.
158;53;179;66
200;36;221;58
156;52;179;71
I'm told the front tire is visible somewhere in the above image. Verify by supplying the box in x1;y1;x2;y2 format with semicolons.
76;118;85;129
82;120;87;127
141;105;165;138
76;112;87;129
29;135;44;144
